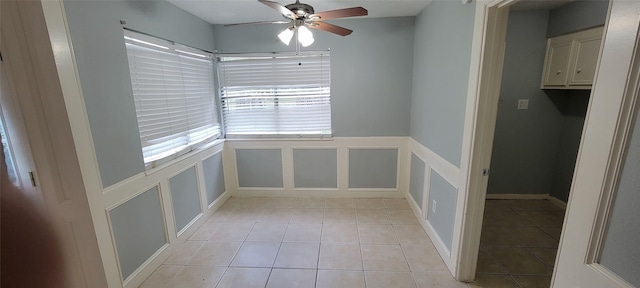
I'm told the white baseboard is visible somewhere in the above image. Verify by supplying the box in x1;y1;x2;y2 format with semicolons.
406;191;424;217
406;191;455;275
123;191;230;288
485;193;549;200
547;195;567;209
485;193;568;209
232;190;405;198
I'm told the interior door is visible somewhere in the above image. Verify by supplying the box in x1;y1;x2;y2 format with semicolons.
0;57;43;209
553;1;640;287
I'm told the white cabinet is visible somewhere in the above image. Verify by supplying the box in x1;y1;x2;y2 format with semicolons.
543;39;573;86
541;26;604;89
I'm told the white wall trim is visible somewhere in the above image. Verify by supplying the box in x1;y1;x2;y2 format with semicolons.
122;190;230;288
225;137;409;197
408;137;462;275
39;1;116;286
409;149;430;215
121;243;170;287
102;142;224;208
407;192;454;269
406;182;423;214
100;141;228;287
485;193;549;200
176;210;204;238
409;138;460;185
547;195;568;209
233;190;406;198
454;0;512;281
425;221;452;259
486;193;568;209
291;146;340;190
346;146;403;190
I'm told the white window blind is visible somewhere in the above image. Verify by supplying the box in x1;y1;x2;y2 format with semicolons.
217;53;331;137
124;30;220;167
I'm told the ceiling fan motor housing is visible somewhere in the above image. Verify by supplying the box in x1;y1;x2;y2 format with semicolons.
285;1;314;17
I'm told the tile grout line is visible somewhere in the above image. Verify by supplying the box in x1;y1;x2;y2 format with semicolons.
144;198;448;288
480;200;564;287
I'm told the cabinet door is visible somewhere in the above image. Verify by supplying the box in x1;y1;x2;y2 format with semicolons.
542;40;572;86
569;36;602;85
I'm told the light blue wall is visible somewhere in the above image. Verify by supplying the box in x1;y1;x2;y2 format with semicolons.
213;17;415;137
203;152;225;205
549;92;590;202
109;187;166;280
348;149;398;189
236;149;284;188
293;149;337;188
547;0;609;37
410;1;476;167
489;2;608;198
63;0;216;187
487;10;564;195
599;103;640;287
409;153;425;210
428;171;457;251
546;0;608;200
169;167;201;232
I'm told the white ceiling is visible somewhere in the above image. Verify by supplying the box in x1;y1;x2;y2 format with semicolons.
167;0;434;25
510;0;575;11
167;0;576;25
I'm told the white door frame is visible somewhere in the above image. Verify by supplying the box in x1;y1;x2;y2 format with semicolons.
458;0;640;285
455;0;514;281
1;1;108;287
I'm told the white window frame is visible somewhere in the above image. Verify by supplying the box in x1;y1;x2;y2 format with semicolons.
217;52;332;139
123;29;221;168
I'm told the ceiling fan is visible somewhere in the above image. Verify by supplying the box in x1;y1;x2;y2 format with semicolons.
226;0;368;47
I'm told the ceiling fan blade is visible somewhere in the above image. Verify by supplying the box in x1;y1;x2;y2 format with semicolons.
309;7;368;21
309;22;353;36
225;20;292;27
258;0;297;20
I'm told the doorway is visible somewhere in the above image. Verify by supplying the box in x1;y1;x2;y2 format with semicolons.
0;50;43;208
465;0;609;286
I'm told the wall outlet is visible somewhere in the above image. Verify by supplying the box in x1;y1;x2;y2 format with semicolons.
432;200;437;214
517;99;529;110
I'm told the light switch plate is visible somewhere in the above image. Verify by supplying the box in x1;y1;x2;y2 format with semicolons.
518;99;529;110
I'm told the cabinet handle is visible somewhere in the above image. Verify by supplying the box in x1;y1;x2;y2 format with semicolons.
577;68;582;74
556;70;562;75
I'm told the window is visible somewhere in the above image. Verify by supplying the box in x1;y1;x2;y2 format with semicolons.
217;53;331;138
124;30;220;167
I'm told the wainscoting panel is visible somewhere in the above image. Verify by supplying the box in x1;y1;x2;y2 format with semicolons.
407;138;462;273
168;166;202;234
348;148;399;189
108;186;167;281
293;148;338;188
202;152;225;206
102;141;228;287
427;170;459;251
224;137;408;198
409;153;426;212
235;148;284;188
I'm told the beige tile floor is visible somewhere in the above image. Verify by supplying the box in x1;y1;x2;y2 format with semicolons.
140;197;468;288
474;199;565;288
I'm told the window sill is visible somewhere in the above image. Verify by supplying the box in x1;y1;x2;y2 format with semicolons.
224;136;334;142
143;138;226;176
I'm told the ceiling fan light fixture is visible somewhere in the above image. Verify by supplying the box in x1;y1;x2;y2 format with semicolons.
297;25;314;47
278;27;295;45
